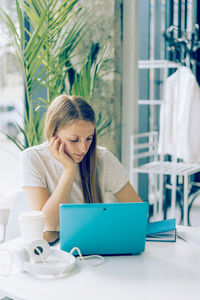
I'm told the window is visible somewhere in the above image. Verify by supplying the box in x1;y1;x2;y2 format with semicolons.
0;0;24;194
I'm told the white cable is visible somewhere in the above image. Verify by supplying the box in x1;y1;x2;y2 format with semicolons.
70;247;105;267
0;244;104;278
32;245;105;268
0;243;46;277
0;243;31;277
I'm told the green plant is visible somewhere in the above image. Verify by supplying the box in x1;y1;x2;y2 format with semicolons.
0;0;112;150
70;43;112;137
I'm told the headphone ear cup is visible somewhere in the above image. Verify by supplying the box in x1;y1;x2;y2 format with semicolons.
14;240;76;276
27;239;50;263
15;247;30;272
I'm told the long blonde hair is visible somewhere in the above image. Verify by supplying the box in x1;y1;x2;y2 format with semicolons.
44;95;102;203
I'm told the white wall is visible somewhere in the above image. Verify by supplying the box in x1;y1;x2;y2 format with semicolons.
121;0;139;177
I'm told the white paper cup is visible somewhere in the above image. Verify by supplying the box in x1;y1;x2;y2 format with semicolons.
18;211;45;242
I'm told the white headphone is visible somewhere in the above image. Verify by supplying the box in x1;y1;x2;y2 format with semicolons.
14;239;76;276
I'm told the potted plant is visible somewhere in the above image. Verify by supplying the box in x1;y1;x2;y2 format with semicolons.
0;0;112;150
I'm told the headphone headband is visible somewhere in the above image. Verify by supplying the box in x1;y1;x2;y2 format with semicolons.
15;239;76;276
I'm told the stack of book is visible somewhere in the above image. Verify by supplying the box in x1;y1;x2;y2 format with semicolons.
146;218;176;242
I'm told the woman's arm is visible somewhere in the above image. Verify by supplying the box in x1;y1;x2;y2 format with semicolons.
24;167;76;230
114;181;142;203
24;136;77;230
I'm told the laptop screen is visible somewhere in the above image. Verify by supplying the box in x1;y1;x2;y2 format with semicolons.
60;202;148;255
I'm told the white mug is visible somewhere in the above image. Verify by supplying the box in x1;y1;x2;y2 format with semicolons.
18;211;45;242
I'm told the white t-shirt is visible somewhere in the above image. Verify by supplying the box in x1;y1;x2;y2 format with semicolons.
158;67;200;162
20;142;129;203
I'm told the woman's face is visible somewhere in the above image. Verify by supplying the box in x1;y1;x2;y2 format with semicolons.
57;120;95;163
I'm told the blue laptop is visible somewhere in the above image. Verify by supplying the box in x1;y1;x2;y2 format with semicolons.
60;202;148;255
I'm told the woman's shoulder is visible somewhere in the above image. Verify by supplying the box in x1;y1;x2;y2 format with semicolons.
96;145;118;162
97;145;107;153
20;142;49;160
96;145;111;158
23;142;48;152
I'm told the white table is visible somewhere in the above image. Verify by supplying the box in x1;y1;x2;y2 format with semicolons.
0;229;200;300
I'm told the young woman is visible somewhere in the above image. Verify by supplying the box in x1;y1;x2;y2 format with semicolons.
20;95;142;237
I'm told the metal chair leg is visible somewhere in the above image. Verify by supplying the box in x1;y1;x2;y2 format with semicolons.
183;175;188;226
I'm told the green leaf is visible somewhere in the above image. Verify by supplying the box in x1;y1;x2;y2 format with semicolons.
0;129;25;151
16;0;25;50
25;9;48;57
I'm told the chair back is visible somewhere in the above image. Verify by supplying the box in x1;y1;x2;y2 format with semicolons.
130;131;159;186
130;131;159;166
5;189;31;241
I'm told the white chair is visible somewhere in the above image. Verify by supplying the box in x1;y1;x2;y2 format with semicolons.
130;131;200;225
5;189;31;241
0;208;9;243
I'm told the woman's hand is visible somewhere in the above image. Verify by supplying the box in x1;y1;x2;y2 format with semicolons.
48;136;77;170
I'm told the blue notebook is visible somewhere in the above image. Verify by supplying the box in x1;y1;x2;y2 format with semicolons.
146;218;176;242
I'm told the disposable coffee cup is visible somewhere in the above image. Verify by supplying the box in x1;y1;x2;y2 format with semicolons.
18;211;45;242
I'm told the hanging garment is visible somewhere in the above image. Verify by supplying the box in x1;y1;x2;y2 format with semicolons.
158;66;200;163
